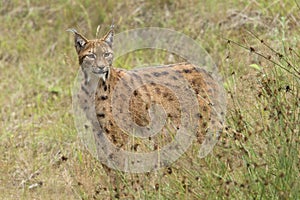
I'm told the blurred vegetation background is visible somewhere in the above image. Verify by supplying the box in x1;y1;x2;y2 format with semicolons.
0;0;299;199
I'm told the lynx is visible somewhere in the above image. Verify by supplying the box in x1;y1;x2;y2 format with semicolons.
69;26;224;198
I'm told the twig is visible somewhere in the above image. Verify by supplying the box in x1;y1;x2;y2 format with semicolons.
246;30;300;75
222;37;300;79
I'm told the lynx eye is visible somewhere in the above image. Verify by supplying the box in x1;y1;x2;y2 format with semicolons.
103;52;111;58
86;54;96;59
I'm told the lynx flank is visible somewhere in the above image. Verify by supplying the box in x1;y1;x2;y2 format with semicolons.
69;27;224;170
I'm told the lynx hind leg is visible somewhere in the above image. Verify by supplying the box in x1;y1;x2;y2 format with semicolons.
101;165;154;199
198;72;225;158
168;64;225;158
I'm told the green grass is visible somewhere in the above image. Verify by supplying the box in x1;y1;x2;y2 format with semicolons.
0;0;299;199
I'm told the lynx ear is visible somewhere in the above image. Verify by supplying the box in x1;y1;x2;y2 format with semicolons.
67;28;89;54
103;26;114;48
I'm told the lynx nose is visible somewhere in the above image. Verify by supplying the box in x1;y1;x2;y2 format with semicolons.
98;65;105;70
93;65;106;74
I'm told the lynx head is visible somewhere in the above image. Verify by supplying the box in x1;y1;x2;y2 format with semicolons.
68;27;114;83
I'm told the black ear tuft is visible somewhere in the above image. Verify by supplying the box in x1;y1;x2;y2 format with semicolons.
67;28;89;54
103;26;114;48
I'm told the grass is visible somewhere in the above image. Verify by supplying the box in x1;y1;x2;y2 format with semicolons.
0;0;299;199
